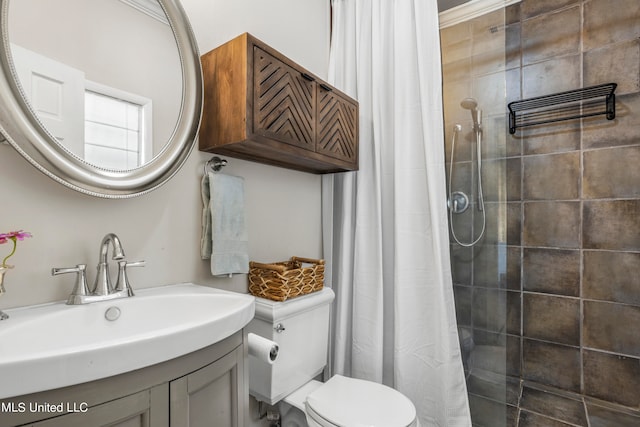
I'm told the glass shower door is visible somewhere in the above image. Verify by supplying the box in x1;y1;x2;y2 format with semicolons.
440;6;515;426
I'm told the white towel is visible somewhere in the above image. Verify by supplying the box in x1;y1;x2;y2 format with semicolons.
201;172;249;276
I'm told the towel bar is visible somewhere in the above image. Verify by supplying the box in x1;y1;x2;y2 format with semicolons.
204;156;228;174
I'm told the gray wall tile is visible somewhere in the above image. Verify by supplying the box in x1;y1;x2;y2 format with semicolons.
506;203;521;246
582;93;640;150
520;120;581;156
519;411;578;427
586;403;640;427
523;339;581;392
523;248;580;296
472;13;507;76
520;386;588;426
584;39;640;95
482;158;506;202
506;158;522;201
520;0;579;20
523;293;580;346
507;291;521;335
450;244;473;285
584;300;640;356
583;146;640;199
467;373;521;405
583;0;640;50
473;243;506;287
523;202;580;248
473;71;507;116
442;57;472;85
522;6;580;65
583;200;640;251
507;246;522;291
473;288;507;332
522;55;581;99
583;350;640;408
476;204;499;246
505;3;521;26
454;284;472;327
583;251;640;306
523;152;580;200
468;395;510;427
505;23;521;70
507;335;521;377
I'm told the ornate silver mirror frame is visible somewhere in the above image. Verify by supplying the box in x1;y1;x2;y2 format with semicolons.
0;0;202;198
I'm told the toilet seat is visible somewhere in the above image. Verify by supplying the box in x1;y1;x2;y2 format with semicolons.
304;375;416;427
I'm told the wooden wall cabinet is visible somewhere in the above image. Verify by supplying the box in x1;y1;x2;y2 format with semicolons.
199;33;359;173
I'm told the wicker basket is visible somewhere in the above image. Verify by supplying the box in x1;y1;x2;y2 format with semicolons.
248;256;325;302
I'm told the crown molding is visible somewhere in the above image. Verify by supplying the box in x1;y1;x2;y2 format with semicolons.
439;0;521;29
119;0;169;25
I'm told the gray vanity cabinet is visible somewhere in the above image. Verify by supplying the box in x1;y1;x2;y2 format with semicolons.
170;345;245;427
0;332;247;427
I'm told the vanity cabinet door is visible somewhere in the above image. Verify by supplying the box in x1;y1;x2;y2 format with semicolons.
25;387;168;427
169;346;245;427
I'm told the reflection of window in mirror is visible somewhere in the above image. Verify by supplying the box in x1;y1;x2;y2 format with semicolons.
84;81;152;170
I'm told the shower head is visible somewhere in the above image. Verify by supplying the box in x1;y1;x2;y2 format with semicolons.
460;98;478;110
460;98;481;130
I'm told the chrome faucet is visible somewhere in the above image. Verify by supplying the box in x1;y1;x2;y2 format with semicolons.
52;233;145;305
94;233;125;296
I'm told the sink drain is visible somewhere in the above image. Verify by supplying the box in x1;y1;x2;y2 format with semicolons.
105;306;121;321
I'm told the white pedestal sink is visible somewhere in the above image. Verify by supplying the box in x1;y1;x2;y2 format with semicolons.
0;283;255;399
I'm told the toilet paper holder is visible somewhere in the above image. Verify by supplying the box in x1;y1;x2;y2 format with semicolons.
248;333;279;363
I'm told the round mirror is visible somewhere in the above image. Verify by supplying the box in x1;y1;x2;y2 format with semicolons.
0;0;202;198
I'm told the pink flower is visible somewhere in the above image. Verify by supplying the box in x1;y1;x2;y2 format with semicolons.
1;230;32;268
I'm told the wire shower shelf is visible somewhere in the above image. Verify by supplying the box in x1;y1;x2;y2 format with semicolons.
508;83;617;134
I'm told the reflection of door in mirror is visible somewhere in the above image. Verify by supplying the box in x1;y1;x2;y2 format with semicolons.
8;0;182;170
11;44;85;157
11;44;152;169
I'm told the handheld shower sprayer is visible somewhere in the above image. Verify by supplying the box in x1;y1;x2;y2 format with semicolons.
447;98;486;247
460;98;482;131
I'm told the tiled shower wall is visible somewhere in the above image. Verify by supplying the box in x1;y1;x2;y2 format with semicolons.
442;0;640;425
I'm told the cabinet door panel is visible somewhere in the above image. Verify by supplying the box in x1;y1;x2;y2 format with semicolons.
316;87;358;163
170;347;244;427
27;389;158;427
253;47;315;150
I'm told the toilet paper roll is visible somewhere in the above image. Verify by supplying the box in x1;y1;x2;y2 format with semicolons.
248;333;279;364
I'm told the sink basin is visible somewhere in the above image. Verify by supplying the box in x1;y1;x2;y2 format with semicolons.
0;283;255;399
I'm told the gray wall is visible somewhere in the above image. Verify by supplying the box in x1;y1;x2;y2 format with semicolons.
0;0;330;308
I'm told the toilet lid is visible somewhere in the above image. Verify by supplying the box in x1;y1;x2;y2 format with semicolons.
305;375;416;427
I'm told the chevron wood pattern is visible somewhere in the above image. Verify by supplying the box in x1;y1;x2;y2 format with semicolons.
253;47;315;150
200;33;358;173
316;88;358;162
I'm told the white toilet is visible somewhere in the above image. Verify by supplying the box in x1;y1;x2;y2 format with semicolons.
247;287;417;427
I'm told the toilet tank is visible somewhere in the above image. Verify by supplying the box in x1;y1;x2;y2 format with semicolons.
247;287;335;404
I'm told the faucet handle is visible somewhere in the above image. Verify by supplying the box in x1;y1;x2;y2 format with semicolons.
125;260;146;268
114;260;145;296
52;264;90;305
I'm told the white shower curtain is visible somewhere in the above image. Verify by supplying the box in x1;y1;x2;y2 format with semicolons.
321;1;471;425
